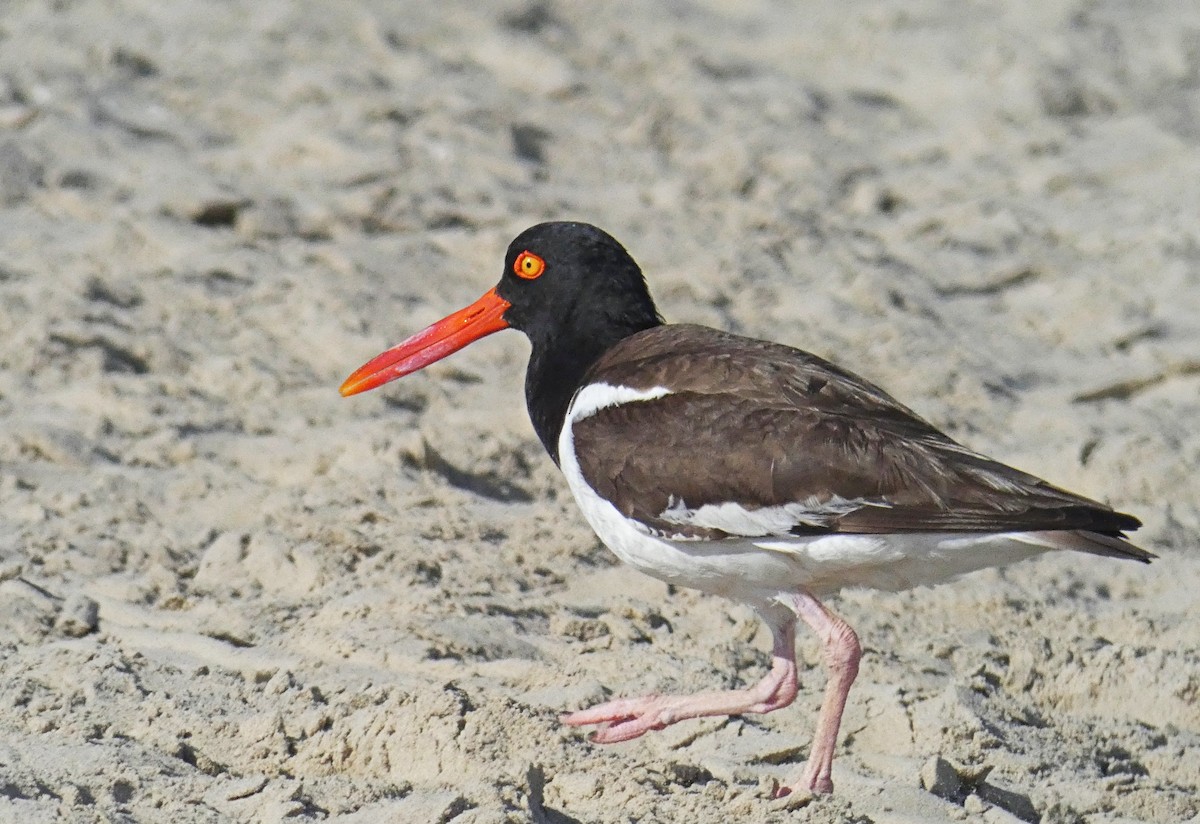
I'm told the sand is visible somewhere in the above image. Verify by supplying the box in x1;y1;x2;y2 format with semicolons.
1;1;1198;822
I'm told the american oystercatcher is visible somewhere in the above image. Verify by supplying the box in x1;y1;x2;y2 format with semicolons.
340;221;1152;795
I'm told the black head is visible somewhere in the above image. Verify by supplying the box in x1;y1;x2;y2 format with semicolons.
496;222;662;349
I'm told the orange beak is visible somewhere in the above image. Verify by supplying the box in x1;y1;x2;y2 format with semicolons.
339;287;511;397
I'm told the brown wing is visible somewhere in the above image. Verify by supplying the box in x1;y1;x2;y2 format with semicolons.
573;325;1142;542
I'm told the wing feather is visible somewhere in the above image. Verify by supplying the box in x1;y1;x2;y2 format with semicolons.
571;325;1144;550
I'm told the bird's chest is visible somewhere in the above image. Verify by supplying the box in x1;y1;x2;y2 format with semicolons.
557;413;682;579
556;391;799;600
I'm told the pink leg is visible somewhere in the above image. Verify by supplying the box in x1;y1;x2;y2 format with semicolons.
777;591;861;796
561;605;799;744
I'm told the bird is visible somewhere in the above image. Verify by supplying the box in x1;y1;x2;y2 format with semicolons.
339;221;1152;796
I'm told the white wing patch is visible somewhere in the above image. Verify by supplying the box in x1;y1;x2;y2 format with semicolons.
659;495;884;538
569;382;672;423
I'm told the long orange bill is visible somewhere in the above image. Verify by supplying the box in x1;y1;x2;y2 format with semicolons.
339;287;511;397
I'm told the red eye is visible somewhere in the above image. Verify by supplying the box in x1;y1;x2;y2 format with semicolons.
513;250;545;280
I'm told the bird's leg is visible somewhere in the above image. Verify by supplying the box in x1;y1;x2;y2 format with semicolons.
775;590;861;797
560;604;799;744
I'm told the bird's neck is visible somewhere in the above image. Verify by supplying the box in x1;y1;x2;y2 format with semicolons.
525;316;662;465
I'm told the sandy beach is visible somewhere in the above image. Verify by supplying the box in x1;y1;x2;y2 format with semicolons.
1;1;1198;821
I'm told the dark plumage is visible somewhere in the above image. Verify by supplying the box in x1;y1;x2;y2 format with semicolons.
574;324;1146;551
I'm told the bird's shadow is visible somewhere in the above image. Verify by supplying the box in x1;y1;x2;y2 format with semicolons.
417;442;534;503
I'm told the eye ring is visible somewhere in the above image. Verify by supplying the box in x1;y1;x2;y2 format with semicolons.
513;250;546;280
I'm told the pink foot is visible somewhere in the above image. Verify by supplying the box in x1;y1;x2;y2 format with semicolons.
561;693;727;744
562;609;799;744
